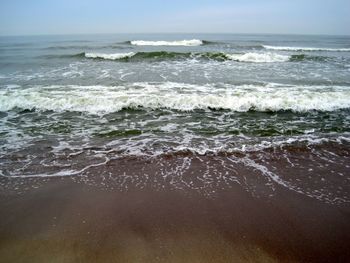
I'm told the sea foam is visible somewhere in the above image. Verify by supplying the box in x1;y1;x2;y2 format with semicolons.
85;52;135;60
226;52;290;63
130;39;203;46
83;51;291;63
1;83;349;114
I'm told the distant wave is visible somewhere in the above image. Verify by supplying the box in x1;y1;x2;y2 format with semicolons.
1;82;349;114
129;39;204;46
83;51;192;61
42;51;328;63
85;52;136;60
263;45;350;52
228;53;328;63
82;52;325;63
85;51;281;62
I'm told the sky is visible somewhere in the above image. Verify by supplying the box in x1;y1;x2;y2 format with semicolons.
0;0;349;36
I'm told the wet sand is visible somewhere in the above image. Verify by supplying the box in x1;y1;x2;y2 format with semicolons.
1;162;350;263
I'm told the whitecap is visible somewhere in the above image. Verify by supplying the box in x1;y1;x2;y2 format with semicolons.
85;52;135;60
1;82;349;114
130;39;203;46
226;52;290;63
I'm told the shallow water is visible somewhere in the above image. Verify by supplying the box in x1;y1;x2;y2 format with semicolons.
0;33;349;204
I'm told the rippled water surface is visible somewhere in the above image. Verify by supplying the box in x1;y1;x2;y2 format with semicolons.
1;34;349;204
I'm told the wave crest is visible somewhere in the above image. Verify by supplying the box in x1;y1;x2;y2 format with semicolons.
226;52;290;63
82;51;291;63
130;39;203;46
85;52;136;60
45;51;326;63
1;83;349;114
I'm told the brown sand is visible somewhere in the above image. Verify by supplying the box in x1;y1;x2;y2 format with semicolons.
0;168;349;263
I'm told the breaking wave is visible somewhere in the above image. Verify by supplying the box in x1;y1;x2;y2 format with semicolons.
82;52;325;63
85;52;136;60
226;52;289;63
130;39;203;46
43;51;328;63
1;82;350;114
84;51;191;61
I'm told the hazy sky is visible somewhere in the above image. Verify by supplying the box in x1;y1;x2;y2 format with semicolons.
0;0;349;36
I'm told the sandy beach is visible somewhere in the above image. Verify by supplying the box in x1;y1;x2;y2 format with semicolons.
1;154;349;263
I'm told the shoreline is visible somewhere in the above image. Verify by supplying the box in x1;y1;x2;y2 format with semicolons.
1;32;350;263
1;156;349;263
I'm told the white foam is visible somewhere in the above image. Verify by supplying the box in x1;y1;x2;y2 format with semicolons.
85;52;135;60
1;82;350;114
226;52;290;63
130;39;203;46
3;157;110;178
263;45;350;52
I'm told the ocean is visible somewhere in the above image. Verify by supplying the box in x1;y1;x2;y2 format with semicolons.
0;33;349;204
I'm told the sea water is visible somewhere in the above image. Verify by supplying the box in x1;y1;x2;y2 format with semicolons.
0;34;349;203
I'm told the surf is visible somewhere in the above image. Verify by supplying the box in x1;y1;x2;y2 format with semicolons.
1;83;349;114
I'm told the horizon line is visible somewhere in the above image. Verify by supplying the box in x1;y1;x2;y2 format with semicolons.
1;32;350;38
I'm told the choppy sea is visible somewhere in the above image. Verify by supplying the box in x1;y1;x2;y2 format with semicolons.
0;34;349;204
